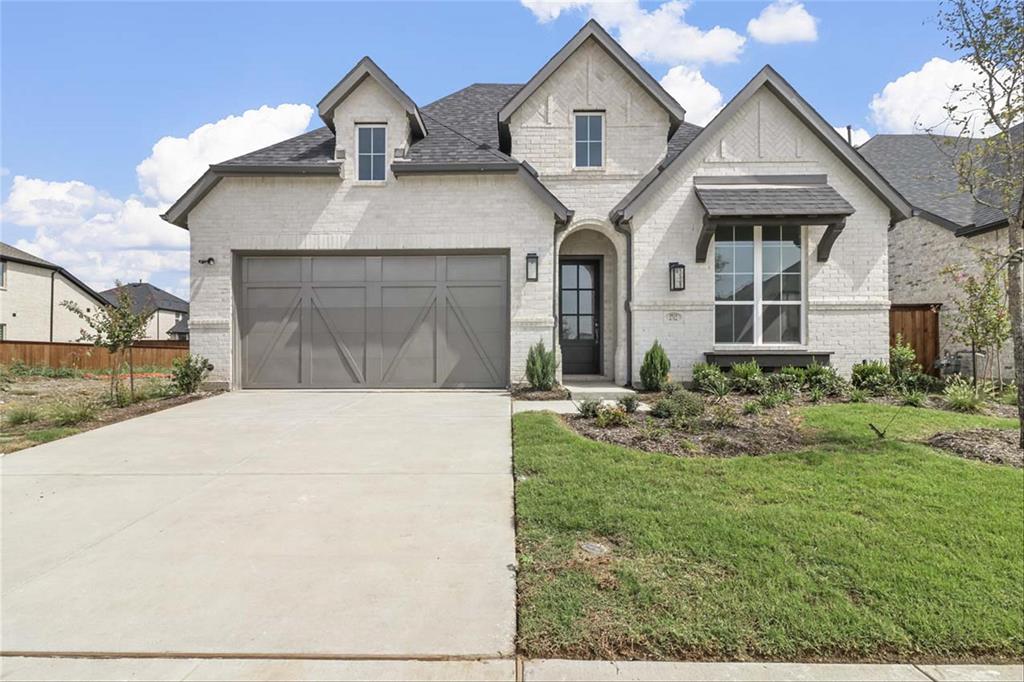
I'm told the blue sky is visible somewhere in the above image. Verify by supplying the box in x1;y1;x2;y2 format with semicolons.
1;1;957;298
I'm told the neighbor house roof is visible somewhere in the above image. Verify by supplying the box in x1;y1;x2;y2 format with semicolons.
0;242;109;306
101;282;189;315
167;318;189;336
860;123;1020;236
610;66;912;225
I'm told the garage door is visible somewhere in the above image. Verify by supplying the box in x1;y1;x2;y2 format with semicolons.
239;254;508;389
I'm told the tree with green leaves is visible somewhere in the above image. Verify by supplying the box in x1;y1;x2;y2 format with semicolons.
942;250;1012;387
62;283;155;402
934;0;1023;445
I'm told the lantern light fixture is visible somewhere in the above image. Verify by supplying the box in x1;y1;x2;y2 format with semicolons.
669;262;685;291
526;253;539;282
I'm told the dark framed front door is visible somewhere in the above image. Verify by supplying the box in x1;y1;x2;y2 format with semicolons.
559;258;601;375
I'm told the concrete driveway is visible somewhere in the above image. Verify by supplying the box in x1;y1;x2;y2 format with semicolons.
0;391;515;659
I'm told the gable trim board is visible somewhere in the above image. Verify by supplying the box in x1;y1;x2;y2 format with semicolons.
317;56;428;138
609;65;912;225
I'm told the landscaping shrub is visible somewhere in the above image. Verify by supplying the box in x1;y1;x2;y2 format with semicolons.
50;399;99;426
848;387;868;403
4;405;41;426
758;390;792;409
729;360;765;394
691;363;725;393
778;366;807;384
171;354;213;395
889;335;920;381
706;374;731;400
617;395;639;413
901;390;927;408
742;401;762;415
944;376;982;412
577;398;601;418
594;405;629;428
525;341;557;391
651;390;704;419
651;398;678;418
663;381;685;396
805;362;849;397
808;387;825;404
639;340;671;391
851;360;892;395
766;371;801;393
709;404;738;428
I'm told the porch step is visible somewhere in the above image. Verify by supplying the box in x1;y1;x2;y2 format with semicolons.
563;379;637;402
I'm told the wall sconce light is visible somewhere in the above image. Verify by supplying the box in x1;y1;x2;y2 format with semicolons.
198;257;216;265
526;253;539;282
669;262;685;291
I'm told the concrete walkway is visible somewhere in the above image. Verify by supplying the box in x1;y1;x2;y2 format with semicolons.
0;657;1020;681
1;391;515;659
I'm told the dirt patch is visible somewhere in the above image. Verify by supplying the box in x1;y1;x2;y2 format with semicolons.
512;385;571;400
927;428;1023;468
565;398;807;458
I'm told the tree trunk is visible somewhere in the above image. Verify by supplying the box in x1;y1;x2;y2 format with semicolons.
129;345;135;399
109;350;117;401
1009;198;1024;449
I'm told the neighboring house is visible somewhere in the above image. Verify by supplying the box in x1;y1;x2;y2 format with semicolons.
860;127;1021;377
163;21;909;390
0;242;110;343
101;282;190;341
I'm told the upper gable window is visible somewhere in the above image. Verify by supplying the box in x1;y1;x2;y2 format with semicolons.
574;113;604;169
356;125;386;181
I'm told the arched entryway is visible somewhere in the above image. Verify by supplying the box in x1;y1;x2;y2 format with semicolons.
557;225;623;382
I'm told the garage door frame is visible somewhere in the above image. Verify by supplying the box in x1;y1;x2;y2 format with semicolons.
232;249;511;390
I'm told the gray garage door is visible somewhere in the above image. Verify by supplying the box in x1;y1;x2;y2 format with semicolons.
240;254;508;389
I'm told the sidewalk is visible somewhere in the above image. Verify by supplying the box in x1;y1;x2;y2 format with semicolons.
1;657;1021;681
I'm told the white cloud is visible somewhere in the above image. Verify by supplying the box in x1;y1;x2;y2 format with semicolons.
660;65;723;125
521;0;746;65
747;0;818;44
137;103;313;206
833;125;871;146
2;103;314;295
869;57;1005;135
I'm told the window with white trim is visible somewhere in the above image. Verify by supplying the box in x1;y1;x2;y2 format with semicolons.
714;224;803;344
574;112;603;168
0;260;6;288
356;125;386;181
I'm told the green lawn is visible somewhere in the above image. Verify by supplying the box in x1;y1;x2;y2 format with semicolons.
513;404;1023;662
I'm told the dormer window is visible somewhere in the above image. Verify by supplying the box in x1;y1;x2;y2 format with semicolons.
357;125;387;181
574;112;604;169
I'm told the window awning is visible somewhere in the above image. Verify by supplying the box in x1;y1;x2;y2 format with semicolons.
693;176;856;263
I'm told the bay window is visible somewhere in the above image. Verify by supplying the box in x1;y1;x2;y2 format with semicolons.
714;224;803;344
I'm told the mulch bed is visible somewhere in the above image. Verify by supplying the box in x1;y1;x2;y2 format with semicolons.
927;428;1023;468
565;397;808;458
512;385;571;400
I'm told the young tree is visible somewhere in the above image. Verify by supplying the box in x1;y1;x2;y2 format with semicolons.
935;0;1023;445
62;283;155;402
942;252;1012;386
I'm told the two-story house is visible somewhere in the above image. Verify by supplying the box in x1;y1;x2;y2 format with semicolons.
101;282;190;342
163;21;909;389
0;242;110;343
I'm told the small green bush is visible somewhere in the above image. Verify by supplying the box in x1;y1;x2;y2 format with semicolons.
901;390;927;407
778;366;807;384
50;399;99;426
708;404;737;428
595;405;629;428
944;377;982;412
651;398;678;418
889;335;920;381
651;390;705;420
663;381;685;396
808;387;825;404
577;398;601;418
4;405;41;426
639;340;671;391
729;360;765;394
848;387;868;403
617;395;640;413
851;360;892;395
742;401;762;415
758;390;792;409
172;354;213;395
766;371;802;393
805;362;849;397
691;363;725;393
525;341;557;391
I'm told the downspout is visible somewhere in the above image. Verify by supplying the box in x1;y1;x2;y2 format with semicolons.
613;218;633;387
49;271;56;342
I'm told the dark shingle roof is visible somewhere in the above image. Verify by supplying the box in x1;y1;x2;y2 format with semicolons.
695;185;854;218
168;318;189;335
102;282;189;315
405;84;522;165
215;127;336;169
0;242;58;269
666;122;704;162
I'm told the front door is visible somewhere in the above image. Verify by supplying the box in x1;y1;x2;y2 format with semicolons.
559;259;600;375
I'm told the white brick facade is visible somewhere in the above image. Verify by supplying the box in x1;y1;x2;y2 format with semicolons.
0;260;105;343
182;34;896;389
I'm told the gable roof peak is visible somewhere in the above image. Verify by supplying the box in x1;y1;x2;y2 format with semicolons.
497;19;685;134
317;56;427;138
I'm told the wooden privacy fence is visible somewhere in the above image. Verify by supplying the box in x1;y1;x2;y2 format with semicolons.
0;340;189;371
890;304;940;375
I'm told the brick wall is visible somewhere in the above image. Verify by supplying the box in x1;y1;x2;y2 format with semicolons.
0;261;104;343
